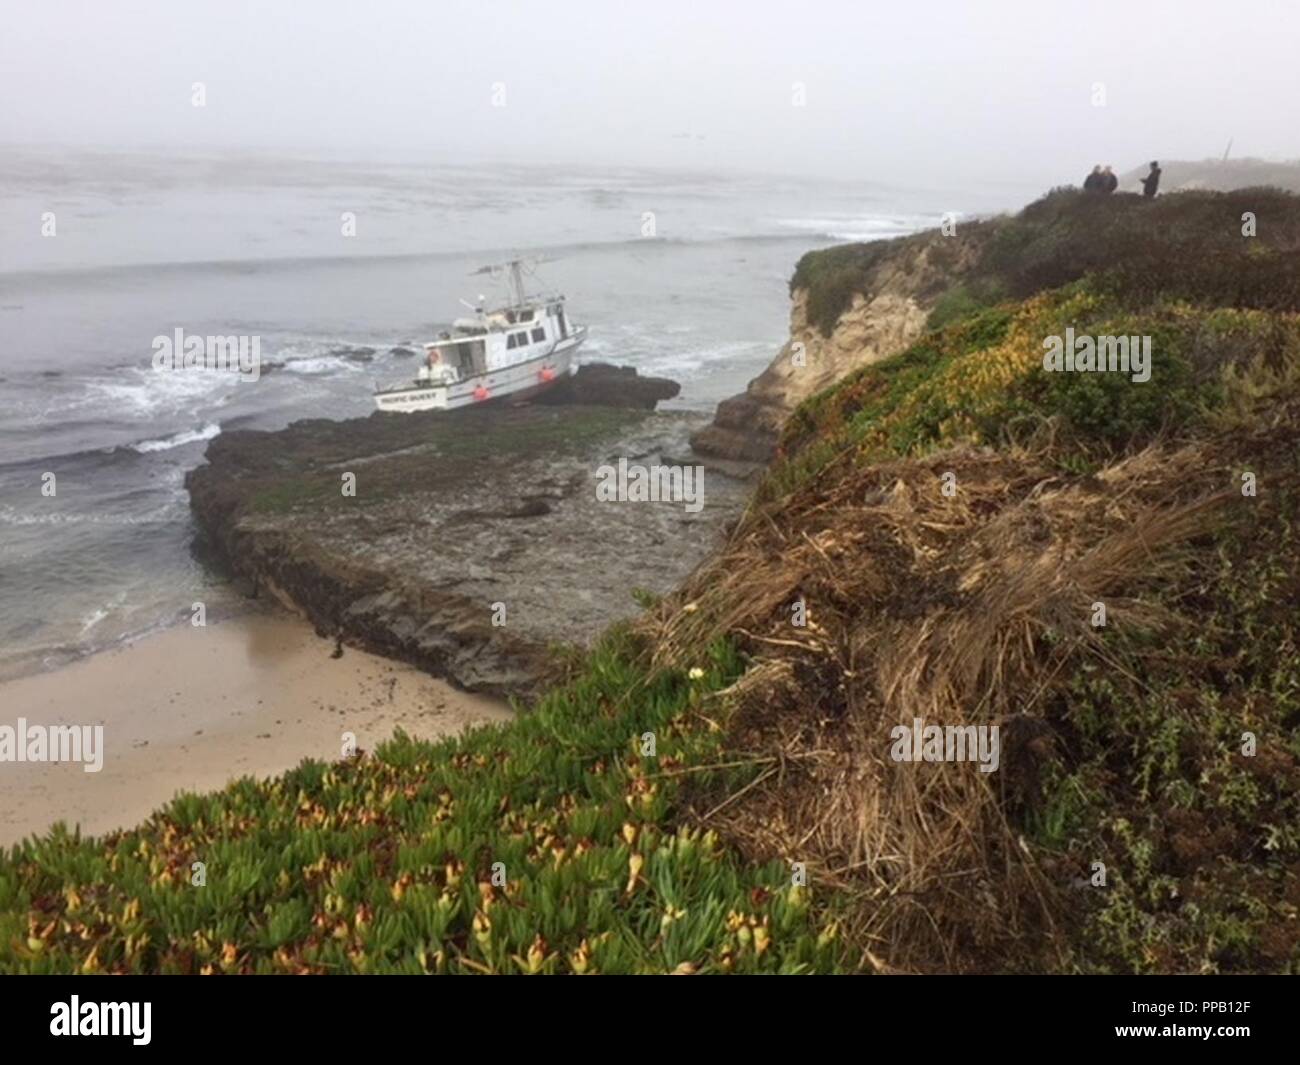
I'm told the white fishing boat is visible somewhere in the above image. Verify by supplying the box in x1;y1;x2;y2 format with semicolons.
374;257;587;412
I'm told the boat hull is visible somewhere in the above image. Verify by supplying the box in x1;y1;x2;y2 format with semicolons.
374;331;585;413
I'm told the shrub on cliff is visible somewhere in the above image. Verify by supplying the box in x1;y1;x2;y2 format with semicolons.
988;187;1300;307
773;288;1272;494
794;187;1300;338
790;238;905;337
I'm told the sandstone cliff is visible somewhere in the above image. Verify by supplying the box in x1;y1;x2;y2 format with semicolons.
691;227;985;461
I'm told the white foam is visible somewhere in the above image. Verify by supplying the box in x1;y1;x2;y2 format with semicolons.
84;366;234;420
131;422;221;453
78;591;128;635
78;607;109;634
584;331;766;382
0;503;190;526
277;355;365;376
774;215;930;241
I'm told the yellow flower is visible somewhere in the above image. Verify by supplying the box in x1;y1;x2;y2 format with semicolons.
625;853;645;895
687;667;705;680
523;935;549;974
472;910;492;947
569;939;592;974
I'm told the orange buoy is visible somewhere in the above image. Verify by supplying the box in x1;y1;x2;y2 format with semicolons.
473;385;490;402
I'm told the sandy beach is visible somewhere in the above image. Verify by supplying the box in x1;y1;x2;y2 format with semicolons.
0;611;513;848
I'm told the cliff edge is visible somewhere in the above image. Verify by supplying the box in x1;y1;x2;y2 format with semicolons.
693;182;1300;462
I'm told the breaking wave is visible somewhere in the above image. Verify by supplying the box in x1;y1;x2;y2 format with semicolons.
130;422;221;453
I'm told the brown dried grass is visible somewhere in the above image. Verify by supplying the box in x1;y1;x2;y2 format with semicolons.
645;436;1248;971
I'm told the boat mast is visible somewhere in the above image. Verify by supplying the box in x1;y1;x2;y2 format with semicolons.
471;255;555;309
509;259;527;308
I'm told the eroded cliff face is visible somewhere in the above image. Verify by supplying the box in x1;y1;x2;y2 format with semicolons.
691;229;981;461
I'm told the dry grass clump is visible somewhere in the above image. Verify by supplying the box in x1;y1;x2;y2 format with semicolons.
645;435;1251;971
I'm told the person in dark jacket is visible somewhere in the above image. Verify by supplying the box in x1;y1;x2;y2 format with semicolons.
1101;165;1118;193
1083;165;1103;192
1141;161;1162;198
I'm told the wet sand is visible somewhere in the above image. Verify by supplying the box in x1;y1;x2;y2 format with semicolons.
0;611;513;848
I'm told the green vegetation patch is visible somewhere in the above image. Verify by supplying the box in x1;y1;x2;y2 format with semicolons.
769;281;1300;499
790;239;905;337
1024;484;1300;973
925;278;1010;332
0;633;845;974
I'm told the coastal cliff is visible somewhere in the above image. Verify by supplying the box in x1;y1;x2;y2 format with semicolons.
694;181;1300;462
691;230;969;461
10;188;1300;976
655;186;1300;972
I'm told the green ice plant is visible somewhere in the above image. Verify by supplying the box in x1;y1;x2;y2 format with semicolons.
0;631;847;974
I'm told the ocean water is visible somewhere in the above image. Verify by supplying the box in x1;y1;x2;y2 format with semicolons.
0;147;1031;678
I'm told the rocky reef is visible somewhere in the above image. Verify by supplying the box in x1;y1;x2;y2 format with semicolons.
186;364;744;696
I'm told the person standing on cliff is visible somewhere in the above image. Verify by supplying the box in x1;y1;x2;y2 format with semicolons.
1083;165;1103;192
1141;161;1162;198
1101;165;1118;193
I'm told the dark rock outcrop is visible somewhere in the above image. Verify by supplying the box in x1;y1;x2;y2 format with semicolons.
186;369;741;697
538;362;680;409
331;345;377;363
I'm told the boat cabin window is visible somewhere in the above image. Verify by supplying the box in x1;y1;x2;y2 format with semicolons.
531;327;545;343
519;310;534;322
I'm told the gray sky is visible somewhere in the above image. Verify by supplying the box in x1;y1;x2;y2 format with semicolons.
2;0;1296;186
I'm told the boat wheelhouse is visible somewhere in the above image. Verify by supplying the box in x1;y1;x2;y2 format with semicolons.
374;258;586;412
